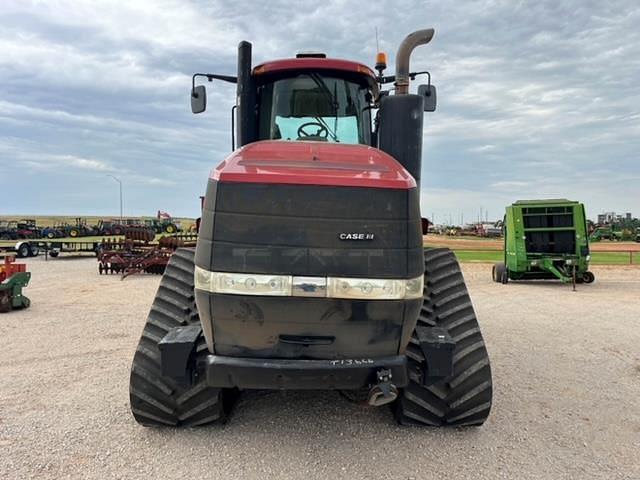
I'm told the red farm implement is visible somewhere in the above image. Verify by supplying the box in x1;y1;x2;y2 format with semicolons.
97;228;197;279
0;256;31;313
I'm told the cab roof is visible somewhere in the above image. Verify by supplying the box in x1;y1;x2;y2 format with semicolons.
253;58;378;90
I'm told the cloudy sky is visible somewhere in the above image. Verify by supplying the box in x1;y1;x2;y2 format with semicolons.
1;0;638;222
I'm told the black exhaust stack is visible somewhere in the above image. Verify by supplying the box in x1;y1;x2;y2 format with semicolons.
378;29;435;192
237;41;256;147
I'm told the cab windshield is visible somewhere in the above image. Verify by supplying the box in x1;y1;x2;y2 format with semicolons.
257;73;371;145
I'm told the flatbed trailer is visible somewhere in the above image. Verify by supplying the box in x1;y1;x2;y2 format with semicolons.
0;240;40;258
1;236;108;258
41;239;103;258
2;232;199;259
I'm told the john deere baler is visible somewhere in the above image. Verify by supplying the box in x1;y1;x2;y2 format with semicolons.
493;199;594;284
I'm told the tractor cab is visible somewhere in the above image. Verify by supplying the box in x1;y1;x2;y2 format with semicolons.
252;57;378;145
191;41;436;178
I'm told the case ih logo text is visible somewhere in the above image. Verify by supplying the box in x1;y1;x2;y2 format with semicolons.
339;233;375;240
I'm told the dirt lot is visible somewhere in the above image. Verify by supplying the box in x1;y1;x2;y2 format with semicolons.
1;256;639;480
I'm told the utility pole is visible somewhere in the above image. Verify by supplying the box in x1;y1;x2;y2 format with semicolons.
107;175;123;223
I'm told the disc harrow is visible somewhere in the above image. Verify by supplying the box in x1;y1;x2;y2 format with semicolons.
97;228;197;279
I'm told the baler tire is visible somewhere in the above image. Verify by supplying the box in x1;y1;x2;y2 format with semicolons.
492;262;507;284
582;271;595;284
395;247;493;427
129;247;232;427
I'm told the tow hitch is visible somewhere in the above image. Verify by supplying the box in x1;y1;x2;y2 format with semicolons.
366;369;399;406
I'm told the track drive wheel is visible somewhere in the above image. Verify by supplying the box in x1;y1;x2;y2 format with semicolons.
395;248;493;427
582;271;595;284
129;248;234;427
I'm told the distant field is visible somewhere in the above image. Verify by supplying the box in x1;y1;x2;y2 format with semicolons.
1;220;637;265
424;235;638;265
424;234;640;252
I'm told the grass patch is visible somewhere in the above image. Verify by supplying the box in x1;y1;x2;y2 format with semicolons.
590;252;635;265
452;250;503;263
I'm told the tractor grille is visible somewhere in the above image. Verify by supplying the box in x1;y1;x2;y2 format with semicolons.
195;180;423;279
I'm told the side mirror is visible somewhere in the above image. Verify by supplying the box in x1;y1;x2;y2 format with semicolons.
191;85;207;114
417;84;437;112
421;217;430;235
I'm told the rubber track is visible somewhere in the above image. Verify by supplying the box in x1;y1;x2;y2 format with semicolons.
395;248;493;427
129;248;226;427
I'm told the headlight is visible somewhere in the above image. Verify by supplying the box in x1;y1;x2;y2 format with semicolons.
405;276;424;299
214;271;292;296
327;277;406;300
194;265;213;291
194;267;423;300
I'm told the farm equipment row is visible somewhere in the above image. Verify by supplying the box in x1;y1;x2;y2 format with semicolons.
0;214;182;240
0;219;40;240
97;229;197;279
429;222;503;237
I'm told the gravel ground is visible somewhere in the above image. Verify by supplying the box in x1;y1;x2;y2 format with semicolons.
1;256;639;480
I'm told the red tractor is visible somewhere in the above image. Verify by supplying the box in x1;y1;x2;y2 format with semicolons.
130;29;492;428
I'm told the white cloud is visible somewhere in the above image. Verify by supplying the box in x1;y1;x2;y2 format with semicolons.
54;154;111;171
0;0;639;218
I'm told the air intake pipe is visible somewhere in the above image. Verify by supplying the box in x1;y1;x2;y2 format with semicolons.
378;29;435;193
394;28;434;95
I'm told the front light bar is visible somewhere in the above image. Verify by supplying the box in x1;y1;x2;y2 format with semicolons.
194;266;424;300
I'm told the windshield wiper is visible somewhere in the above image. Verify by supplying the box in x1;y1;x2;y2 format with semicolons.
313;115;338;142
309;73;339;141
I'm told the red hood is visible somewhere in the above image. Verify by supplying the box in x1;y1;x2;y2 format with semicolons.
211;141;416;189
